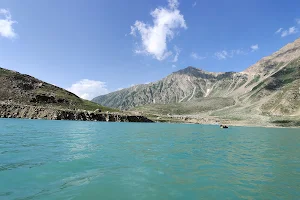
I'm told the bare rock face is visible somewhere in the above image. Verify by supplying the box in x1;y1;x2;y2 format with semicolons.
244;38;300;75
0;68;103;111
0;65;154;122
30;94;69;104
0;103;153;123
93;38;300;117
93;67;248;110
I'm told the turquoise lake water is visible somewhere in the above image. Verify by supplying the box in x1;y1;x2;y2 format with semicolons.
0;119;299;199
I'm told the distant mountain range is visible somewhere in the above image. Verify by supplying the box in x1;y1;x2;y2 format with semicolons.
93;38;300;126
1;38;299;126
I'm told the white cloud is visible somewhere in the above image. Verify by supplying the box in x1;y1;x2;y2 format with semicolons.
168;0;179;9
276;18;300;37
275;28;283;34
192;2;197;7
250;44;259;52
172;45;181;62
214;47;256;60
190;52;206;60
0;9;17;39
130;0;187;61
67;79;109;100
214;50;229;60
231;49;247;55
172;64;176;68
281;26;298;37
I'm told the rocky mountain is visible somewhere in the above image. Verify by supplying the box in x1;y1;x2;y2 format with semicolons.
93;38;300;122
93;68;248;109
0;67;116;112
0;67;153;122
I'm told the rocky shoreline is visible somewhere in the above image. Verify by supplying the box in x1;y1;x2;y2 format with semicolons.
0;103;153;123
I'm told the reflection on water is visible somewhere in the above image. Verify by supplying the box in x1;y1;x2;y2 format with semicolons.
0;119;299;200
60;123;97;160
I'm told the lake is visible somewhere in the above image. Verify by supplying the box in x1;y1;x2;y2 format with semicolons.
0;118;299;199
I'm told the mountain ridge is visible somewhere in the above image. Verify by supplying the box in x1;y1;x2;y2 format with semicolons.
92;38;300;126
0;67;153;122
0;67;114;111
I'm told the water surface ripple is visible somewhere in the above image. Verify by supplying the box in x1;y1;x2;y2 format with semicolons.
0;119;299;199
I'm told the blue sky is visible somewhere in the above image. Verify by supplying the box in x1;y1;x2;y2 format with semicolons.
0;0;300;99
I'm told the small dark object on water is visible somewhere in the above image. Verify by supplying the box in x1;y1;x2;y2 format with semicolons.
220;125;229;129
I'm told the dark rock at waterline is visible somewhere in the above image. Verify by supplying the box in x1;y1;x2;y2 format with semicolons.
0;103;153;123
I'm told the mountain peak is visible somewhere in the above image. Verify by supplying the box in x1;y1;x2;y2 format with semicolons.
173;66;220;79
174;66;205;74
186;66;198;70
